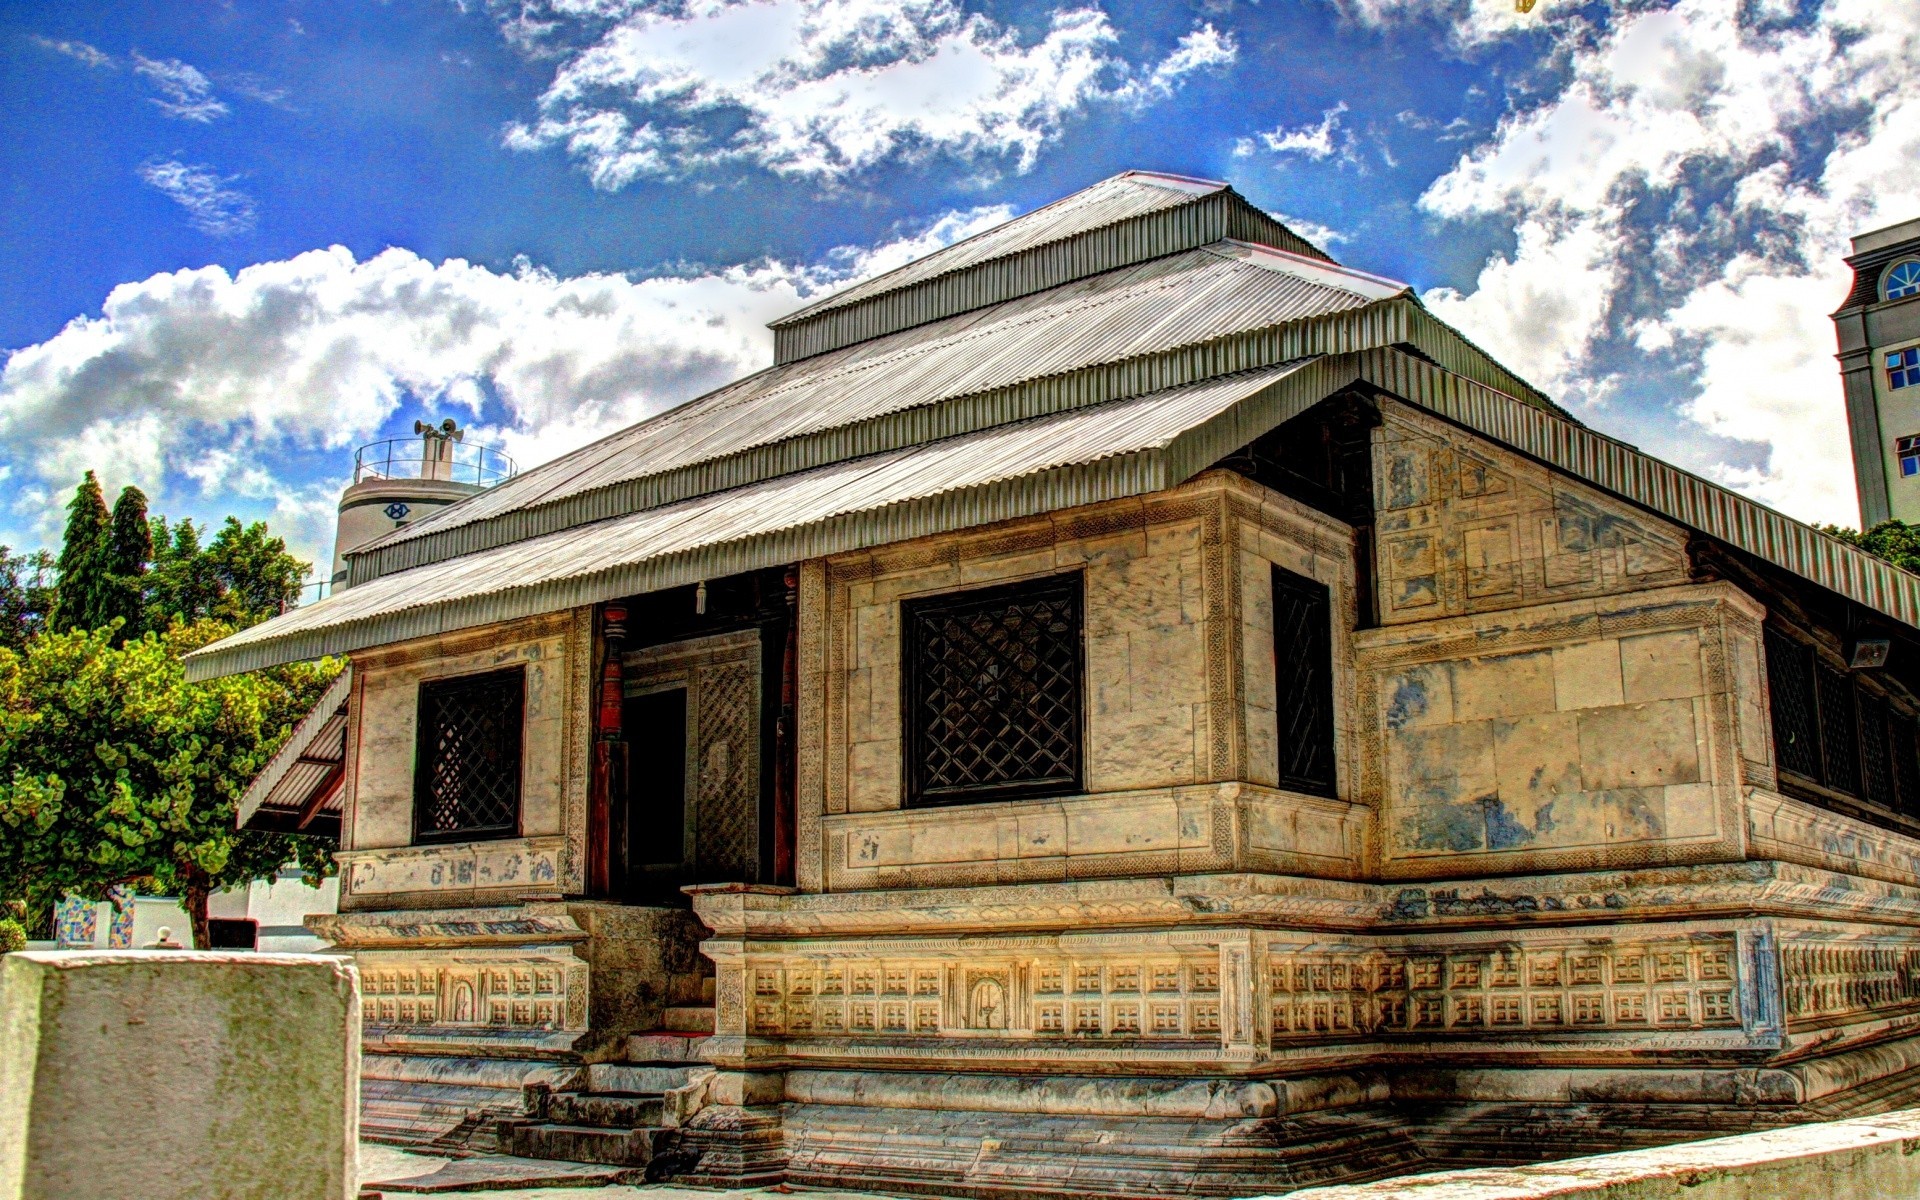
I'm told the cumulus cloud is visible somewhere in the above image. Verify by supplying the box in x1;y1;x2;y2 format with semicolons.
1397;0;1920;526
0;205;1014;561
137;159;258;236
131;52;229;122
495;0;1235;185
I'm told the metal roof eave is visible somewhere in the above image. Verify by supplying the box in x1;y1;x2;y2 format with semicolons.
235;665;352;829
187;361;1344;681
188;348;1920;680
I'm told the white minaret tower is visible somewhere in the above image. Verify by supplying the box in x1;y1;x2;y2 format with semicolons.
329;419;515;591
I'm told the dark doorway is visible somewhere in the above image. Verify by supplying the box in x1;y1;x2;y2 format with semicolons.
617;686;690;900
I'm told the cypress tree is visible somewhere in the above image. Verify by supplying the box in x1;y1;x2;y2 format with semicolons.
50;472;111;633
105;486;152;644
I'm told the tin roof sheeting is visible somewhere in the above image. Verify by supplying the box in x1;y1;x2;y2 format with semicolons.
236;667;351;830
776;172;1222;323
770;172;1336;362
347;241;1406;583
185;362;1325;679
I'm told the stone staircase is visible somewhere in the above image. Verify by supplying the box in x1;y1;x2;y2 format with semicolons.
496;967;716;1173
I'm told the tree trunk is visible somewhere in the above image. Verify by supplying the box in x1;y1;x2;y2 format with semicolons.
183;868;211;950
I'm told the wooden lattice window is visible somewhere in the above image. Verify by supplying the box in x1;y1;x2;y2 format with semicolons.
414;667;525;843
1766;626;1920;819
904;574;1083;807
1272;566;1337;797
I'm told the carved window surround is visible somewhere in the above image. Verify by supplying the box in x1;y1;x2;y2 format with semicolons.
800;473;1359;891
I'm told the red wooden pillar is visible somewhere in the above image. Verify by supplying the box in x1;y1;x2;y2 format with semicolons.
589;602;628;897
772;569;799;886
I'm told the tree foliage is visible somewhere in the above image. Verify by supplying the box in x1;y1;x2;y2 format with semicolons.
0;548;56;652
105;486;153;644
50;471;111;634
0;623;338;949
147;515;308;631
1823;520;1920;575
0;476;331;947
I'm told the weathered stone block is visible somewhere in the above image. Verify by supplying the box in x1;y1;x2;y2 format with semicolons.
0;951;358;1200
1553;638;1623;710
1620;627;1703;703
1578;698;1702;790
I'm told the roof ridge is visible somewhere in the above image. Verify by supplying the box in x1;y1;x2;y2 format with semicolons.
769;170;1227;329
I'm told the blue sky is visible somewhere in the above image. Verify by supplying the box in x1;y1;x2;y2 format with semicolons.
1;0;1916;582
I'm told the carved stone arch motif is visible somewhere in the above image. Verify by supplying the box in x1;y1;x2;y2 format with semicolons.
968;974;1009;1030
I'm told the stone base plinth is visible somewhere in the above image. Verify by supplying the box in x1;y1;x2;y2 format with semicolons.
0;950;358;1200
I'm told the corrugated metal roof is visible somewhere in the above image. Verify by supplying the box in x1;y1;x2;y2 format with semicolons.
345;241;1413;584
237;666;351;830
769;172;1336;363
186;361;1333;679
188;345;1920;679
778;172;1222;322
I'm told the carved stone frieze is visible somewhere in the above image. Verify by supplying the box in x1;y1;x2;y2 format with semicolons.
354;946;589;1040
694;918;1781;1071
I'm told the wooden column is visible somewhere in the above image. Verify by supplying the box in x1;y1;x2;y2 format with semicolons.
589;602;628;897
772;568;799;886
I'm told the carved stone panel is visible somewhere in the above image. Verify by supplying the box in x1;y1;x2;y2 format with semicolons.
1372;402;1692;626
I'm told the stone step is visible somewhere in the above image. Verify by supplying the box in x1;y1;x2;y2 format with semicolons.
547;1090;664;1129
662;1005;715;1034
585;1062;701;1093
501;1121;670;1167
625;1033;709;1063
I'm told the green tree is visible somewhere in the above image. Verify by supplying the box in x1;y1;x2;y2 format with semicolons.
50;472;111;633
0;547;56;651
105;486;152;645
1824;520;1920;574
0;621;338;948
147;516;308;631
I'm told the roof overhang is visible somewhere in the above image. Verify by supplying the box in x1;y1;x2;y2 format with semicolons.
187;347;1920;681
235;666;351;834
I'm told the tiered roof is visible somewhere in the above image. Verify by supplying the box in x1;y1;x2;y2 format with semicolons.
188;171;1919;679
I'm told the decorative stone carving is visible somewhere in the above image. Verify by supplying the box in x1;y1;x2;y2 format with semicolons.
1372;402;1692;625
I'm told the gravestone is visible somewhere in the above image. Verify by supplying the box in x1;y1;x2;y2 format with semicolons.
0;950;358;1200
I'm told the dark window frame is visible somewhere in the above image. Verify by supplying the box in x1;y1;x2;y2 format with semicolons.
1766;624;1920;822
412;666;527;845
902;572;1085;809
1271;565;1338;798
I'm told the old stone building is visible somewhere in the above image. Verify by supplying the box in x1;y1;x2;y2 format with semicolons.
193;172;1920;1195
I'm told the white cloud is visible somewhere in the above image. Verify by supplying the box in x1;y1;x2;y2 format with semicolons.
0;205;1014;563
1334;0;1577;48
496;0;1234;184
137;159;258;236
1244;101;1350;161
31;36;115;69
131;52;229;122
1398;0;1920;526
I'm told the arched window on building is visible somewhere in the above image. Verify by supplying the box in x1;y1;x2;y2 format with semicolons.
1886;259;1920;301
